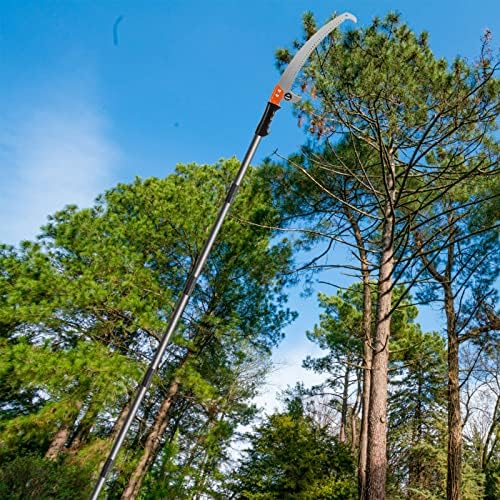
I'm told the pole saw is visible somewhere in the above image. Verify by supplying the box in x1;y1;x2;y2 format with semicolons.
90;11;356;499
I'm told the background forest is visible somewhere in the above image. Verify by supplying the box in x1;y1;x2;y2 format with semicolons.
1;7;499;500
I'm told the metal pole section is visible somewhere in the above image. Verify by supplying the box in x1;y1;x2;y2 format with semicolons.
88;11;357;497
90;134;262;500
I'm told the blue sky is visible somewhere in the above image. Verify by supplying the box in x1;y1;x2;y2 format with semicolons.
1;0;498;409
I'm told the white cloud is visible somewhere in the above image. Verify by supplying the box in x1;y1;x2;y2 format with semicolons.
228;340;326;461
0;89;118;245
253;340;326;414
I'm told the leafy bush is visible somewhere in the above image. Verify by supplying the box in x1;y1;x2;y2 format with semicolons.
0;455;92;499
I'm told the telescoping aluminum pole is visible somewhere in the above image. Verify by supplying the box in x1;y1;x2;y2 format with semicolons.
90;12;356;499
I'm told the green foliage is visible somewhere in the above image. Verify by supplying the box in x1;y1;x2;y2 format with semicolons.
274;10;499;499
230;404;356;499
388;328;448;497
0;339;140;460
484;459;500;500
1;10;498;499
0;455;92;499
305;282;419;360
295;12;498;146
0;158;294;497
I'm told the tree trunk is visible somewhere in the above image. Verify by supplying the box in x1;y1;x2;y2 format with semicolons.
415;224;462;500
344;206;373;500
350;407;358;455
121;375;181;500
45;401;82;459
481;394;499;472
365;193;395;499
409;366;424;497
339;365;351;443
67;422;88;453
45;425;71;459
358;273;373;499
111;399;133;439
445;285;461;500
416;209;500;497
91;399;133;488
67;401;99;453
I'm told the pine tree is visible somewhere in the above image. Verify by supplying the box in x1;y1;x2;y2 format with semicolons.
0;159;294;498
230;396;357;499
274;11;498;498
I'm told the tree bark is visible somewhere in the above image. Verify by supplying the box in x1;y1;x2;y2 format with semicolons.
365;190;395;499
45;401;82;459
339;364;351;443
415;226;462;500
67;423;88;453
45;425;71;460
358;272;373;499
445;285;461;500
121;375;181;500
408;365;424;496
343;206;373;500
350;407;358;455
67;401;99;453
111;399;133;439
91;399;133;489
481;393;499;472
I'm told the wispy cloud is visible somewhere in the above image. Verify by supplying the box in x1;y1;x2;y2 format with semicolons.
0;87;118;245
254;341;326;414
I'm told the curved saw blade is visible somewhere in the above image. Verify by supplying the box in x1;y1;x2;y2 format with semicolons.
269;12;357;105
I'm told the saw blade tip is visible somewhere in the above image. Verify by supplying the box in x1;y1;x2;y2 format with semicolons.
344;12;358;24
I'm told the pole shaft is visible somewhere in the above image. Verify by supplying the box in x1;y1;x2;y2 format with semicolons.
89;134;262;499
